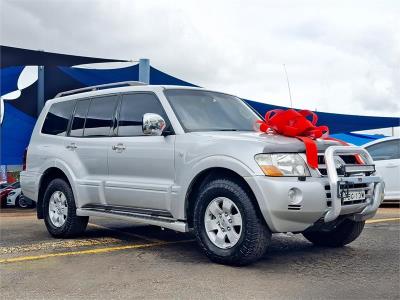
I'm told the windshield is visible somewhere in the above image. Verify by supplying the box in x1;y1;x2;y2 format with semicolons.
164;89;261;132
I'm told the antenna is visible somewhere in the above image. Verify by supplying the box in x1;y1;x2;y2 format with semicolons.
283;64;293;108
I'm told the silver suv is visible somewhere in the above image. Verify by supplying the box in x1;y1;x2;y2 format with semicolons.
21;82;384;265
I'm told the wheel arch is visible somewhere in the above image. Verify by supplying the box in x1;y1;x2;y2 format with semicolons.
185;167;263;229
37;167;72;219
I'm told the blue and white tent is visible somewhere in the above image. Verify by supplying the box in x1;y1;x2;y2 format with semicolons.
1;46;399;165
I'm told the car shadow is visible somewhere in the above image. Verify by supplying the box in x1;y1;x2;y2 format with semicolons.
83;224;366;269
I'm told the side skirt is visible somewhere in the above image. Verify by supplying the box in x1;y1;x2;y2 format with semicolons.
76;206;188;233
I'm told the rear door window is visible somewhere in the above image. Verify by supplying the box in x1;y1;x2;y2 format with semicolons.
70;99;90;137
41;100;76;136
84;95;119;137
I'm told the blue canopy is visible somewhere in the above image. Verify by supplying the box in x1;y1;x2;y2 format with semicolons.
55;66;400;134
1;103;36;165
0;45;122;68
330;133;386;146
247;100;399;134
1;46;399;165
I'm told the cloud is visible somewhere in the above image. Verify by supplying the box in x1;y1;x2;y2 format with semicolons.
1;0;399;117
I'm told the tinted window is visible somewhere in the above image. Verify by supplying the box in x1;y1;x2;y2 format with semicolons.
366;139;400;161
117;93;168;136
41;101;75;135
70;99;90;137
84;96;118;137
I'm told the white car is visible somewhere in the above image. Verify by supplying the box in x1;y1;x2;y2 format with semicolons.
7;188;21;206
6;187;29;208
363;137;400;204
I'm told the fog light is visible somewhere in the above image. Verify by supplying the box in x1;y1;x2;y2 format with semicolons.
288;188;302;205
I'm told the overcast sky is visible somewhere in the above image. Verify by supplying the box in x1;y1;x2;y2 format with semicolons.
1;0;399;118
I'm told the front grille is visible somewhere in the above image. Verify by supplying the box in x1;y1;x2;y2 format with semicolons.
288;204;301;211
318;154;360;176
318;151;376;207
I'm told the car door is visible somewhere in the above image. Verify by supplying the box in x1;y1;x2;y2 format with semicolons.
105;92;175;214
66;95;119;208
366;139;400;199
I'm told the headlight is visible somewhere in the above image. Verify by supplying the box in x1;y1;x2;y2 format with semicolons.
255;153;310;177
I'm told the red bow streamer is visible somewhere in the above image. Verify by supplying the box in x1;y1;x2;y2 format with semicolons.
256;109;329;169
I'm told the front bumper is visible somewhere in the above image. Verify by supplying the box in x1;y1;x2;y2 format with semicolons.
245;146;384;233
6;195;16;206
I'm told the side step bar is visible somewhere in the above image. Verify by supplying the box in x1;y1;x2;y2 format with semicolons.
77;207;188;233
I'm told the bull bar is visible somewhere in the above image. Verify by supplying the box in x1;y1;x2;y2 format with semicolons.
324;146;384;223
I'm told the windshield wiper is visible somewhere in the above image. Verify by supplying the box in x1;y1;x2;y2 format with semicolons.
214;129;239;131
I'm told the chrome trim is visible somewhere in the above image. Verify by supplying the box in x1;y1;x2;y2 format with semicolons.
111;143;126;153
142;113;166;136
77;208;188;232
82;204;173;218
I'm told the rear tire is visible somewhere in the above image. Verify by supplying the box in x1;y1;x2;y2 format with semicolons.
16;196;29;208
43;178;88;238
303;219;365;247
193;178;271;266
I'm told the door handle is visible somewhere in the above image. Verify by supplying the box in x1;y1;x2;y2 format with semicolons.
112;143;126;152
66;143;77;150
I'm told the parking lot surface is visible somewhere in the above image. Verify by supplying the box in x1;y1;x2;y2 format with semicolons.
0;207;399;299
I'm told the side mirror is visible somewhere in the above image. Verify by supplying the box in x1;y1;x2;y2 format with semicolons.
142;113;166;136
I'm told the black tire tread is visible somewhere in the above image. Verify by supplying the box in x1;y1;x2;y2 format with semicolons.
303;219;365;247
43;178;88;238
193;178;270;266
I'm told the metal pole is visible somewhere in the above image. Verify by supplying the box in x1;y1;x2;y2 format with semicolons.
37;65;45;116
283;64;293;108
139;58;150;84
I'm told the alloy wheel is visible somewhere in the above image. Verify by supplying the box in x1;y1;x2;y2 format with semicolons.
204;197;243;249
48;191;68;227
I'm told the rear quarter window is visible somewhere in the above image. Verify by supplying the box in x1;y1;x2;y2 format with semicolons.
41;100;76;136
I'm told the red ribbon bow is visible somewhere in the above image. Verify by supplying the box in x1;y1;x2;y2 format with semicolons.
257;109;329;169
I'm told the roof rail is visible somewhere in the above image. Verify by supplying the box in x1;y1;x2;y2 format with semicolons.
55;81;146;98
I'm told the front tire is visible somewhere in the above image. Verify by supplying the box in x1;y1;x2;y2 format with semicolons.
43;178;88;238
303;219;365;247
193;178;271;266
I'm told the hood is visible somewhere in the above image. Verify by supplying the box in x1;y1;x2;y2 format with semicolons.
190;131;342;153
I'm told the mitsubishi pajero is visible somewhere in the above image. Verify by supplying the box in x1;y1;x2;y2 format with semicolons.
20;82;384;265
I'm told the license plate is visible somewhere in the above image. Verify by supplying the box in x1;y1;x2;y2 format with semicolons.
343;190;366;201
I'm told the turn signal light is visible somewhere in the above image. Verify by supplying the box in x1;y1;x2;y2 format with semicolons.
260;165;284;176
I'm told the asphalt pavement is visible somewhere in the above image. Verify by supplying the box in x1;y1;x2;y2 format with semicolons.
0;207;399;299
